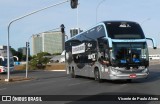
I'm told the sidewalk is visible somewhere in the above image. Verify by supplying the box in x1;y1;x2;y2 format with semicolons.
0;69;66;83
150;60;160;65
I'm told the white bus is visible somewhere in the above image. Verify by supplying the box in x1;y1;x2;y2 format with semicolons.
0;46;14;73
65;21;157;82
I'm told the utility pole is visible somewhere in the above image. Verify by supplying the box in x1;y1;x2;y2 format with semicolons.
60;24;65;51
26;42;29;78
96;0;106;23
6;0;78;82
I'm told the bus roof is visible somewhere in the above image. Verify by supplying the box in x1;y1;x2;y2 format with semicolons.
66;20;141;42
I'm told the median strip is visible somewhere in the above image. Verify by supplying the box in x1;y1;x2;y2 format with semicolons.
50;70;66;72
0;76;33;83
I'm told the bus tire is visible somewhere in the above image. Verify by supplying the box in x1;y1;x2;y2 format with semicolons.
126;79;132;83
94;69;102;83
71;69;77;78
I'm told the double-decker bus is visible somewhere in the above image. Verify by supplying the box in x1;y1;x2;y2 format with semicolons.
65;21;157;82
0;46;14;73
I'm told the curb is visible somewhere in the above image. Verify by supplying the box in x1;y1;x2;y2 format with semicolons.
49;70;66;72
0;77;33;83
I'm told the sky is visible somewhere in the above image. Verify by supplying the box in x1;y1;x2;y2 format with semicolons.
0;0;160;54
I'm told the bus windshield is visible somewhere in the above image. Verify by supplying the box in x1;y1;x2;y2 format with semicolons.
112;42;149;67
105;22;145;39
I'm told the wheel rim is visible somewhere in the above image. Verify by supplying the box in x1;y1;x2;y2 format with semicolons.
95;70;99;80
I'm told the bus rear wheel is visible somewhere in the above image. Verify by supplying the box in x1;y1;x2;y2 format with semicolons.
71;69;77;78
94;69;102;83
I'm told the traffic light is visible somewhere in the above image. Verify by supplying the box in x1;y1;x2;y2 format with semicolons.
60;24;65;33
70;0;78;9
26;42;29;47
28;42;29;47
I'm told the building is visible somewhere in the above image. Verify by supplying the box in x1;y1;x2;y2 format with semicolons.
70;28;83;37
32;34;43;55
0;45;12;57
32;31;64;55
18;47;30;56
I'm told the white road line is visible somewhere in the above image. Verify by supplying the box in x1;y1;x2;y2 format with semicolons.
68;81;92;86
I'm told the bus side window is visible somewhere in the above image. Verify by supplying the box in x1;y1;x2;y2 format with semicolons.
74;54;80;63
98;42;104;52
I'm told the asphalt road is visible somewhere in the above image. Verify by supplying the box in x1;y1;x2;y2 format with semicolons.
0;64;160;104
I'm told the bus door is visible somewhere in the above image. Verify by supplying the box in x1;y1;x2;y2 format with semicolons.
98;39;110;74
85;40;97;77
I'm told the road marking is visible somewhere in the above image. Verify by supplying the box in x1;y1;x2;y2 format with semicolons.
0;88;7;91
68;81;92;86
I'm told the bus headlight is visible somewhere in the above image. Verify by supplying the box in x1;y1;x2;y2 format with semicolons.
139;66;145;70
142;68;148;73
110;67;122;74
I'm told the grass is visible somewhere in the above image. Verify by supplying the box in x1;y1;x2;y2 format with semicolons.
14;63;66;70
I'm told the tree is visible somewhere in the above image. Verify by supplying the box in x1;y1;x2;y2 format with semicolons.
10;48;23;61
52;53;61;55
10;48;17;55
29;52;51;69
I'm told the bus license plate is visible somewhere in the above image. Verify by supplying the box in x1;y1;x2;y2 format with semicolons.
129;74;137;78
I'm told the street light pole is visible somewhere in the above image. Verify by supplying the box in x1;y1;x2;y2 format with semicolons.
25;35;33;78
6;0;70;82
76;3;80;33
96;0;106;23
65;35;68;41
25;42;30;77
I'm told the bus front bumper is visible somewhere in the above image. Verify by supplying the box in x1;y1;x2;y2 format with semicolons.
108;67;149;80
109;72;149;80
0;67;14;73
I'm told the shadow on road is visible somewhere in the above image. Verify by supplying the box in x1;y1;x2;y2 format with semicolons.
131;70;160;84
72;69;160;84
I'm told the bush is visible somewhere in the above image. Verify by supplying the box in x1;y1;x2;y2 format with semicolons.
29;52;50;70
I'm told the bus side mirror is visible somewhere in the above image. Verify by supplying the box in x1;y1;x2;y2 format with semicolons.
146;38;157;49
